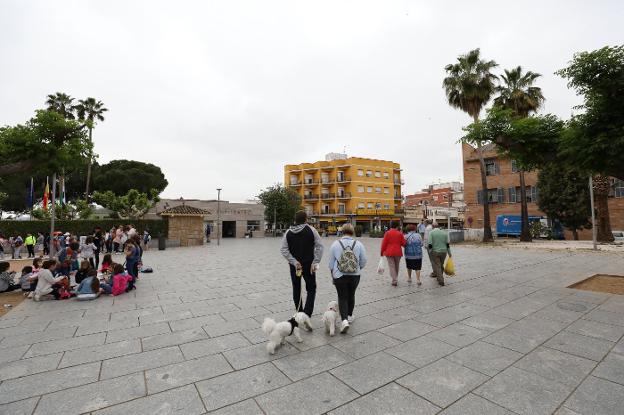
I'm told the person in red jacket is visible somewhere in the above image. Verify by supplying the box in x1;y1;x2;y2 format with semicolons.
380;221;406;286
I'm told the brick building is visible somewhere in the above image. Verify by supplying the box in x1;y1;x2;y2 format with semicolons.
404;181;465;228
462;143;624;239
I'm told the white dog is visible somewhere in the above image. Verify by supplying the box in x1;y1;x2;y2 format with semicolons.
262;312;312;354
321;301;340;336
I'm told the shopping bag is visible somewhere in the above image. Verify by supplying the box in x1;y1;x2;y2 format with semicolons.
444;256;456;277
377;257;386;275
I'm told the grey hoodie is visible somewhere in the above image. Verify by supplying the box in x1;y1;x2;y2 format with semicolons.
280;224;324;266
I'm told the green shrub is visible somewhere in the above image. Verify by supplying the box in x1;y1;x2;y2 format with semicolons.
369;229;385;238
354;225;363;237
0;219;168;237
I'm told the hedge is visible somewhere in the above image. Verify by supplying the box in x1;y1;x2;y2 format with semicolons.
0;219;168;238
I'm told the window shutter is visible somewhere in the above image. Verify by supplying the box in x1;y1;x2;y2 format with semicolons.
495;161;501;175
497;188;505;203
477;190;483;205
508;187;514;203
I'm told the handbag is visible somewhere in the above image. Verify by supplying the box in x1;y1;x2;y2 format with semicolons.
377;257;387;275
444;256;456;276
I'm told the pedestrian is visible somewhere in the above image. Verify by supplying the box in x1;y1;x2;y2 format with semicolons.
143;229;151;250
11;233;23;259
124;240;140;291
0;261;19;293
280;210;324;317
380;221;405;286
79;236;97;269
24;233;36;258
35;232;44;256
417;219;426;239
0;234;6;259
328;223;367;333
93;227;103;269
404;224;423;286
205;224;211;243
428;222;452;286
43;232;50;256
113;226;122;253
423;219;435;277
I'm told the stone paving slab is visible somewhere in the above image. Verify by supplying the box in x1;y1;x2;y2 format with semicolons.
1;239;623;414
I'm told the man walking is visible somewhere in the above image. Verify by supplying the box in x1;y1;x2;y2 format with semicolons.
428;222;451;286
423;220;435;277
417;219;426;239
280;211;324;317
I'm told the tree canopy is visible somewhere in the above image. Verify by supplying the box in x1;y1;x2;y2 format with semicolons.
93;160;168;196
257;184;302;229
92;188;159;219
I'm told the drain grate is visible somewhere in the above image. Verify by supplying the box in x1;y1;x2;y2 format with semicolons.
568;274;624;295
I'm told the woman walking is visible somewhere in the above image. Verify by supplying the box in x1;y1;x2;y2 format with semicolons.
404;224;424;286
328;224;367;333
380;221;405;286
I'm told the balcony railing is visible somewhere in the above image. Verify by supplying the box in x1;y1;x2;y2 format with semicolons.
394;194;403;200
319;209;336;215
303;179;319;185
304;194;319;200
336;192;352;199
320;178;335;184
289;182;302;187
394;179;405;185
320;193;335;200
336;176;351;183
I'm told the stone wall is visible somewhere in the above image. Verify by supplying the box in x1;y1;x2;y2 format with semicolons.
168;216;205;247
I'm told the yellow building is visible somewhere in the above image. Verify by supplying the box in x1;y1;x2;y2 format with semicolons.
285;154;403;232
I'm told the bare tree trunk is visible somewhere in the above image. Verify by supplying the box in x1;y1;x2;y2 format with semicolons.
519;170;532;242
85;127;93;201
476;146;494;242
593;175;614;242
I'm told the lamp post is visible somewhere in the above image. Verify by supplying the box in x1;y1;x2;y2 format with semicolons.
589;177;597;251
216;188;222;246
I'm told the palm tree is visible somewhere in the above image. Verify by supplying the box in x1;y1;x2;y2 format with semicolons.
494;66;545;242
45;92;76;119
75;98;108;200
443;48;498;242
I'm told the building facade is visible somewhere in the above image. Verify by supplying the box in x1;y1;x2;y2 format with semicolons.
404;181;466;228
285;154;403;232
462;143;624;238
146;198;265;239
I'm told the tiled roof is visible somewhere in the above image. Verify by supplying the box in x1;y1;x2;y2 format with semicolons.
159;205;209;216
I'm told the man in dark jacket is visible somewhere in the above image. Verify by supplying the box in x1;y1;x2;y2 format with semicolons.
280;211;324;317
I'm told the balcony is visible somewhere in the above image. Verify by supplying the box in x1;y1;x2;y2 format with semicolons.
320;193;335;200
336;176;351;183
336;192;352;199
394;194;403;200
320;178;335;184
319;209;336;215
304;194;319;201
303;179;319;186
289;182;302;187
394;179;405;185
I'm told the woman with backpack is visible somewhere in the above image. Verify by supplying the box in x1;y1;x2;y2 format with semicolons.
404;224;424;286
327;223;367;334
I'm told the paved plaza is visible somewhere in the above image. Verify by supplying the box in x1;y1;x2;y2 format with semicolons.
1;238;624;415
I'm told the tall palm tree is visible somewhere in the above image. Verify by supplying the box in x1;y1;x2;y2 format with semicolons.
75;97;108;200
443;48;498;242
494;66;545;242
45;92;76;119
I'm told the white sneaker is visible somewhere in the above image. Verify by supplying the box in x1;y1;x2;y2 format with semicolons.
27;292;34;299
33;294;41;302
347;315;354;323
340;320;350;333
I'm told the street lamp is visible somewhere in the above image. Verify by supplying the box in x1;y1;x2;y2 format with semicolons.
216;188;222;246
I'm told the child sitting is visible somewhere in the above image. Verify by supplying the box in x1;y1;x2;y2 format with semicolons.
74;260;91;285
19;266;37;297
0;261;19;293
100;263;131;296
75;269;100;300
99;254;113;274
34;260;68;301
57;243;79;277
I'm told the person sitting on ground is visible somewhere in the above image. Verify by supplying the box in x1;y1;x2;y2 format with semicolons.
74;260;92;285
99;254;113;274
57;242;79;277
29;257;43;288
19;266;37;296
34;260;67;301
100;263;131;296
0;261;19;293
75;269;100;299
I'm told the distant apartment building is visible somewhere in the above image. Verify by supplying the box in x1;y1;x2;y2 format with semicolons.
404;181;465;228
462;143;624;238
285;153;403;232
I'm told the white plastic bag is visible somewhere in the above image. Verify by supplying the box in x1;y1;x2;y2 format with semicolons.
377;257;386;275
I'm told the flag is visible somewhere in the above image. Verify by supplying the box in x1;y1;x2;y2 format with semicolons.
43;178;49;211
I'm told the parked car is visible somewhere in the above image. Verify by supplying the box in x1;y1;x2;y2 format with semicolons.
612;230;624;242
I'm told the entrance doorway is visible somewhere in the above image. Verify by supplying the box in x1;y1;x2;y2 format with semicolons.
222;221;236;238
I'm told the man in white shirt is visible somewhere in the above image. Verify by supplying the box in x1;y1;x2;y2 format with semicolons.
423;220;435;278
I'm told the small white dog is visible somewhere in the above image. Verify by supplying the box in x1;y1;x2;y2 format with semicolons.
262;312;312;354
322;301;340;336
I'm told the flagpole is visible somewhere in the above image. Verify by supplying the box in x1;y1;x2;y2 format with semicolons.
50;173;57;257
30;177;34;220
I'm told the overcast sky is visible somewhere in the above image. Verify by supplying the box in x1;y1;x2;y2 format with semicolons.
1;1;622;202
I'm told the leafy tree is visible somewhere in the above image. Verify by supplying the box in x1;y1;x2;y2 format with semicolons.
92;160;168;196
537;164;591;240
31;200;93;220
92;188;159;219
443;48;498;242
556;45;624;242
493;66;545;242
46;92;76;120
75;97;108;199
257;184;302;230
0;110;90;176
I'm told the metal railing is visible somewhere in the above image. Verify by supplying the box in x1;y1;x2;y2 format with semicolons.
336;192;352;199
320;193;335;200
304;194;319;200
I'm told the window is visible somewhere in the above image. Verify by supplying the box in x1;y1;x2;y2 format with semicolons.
375;171;381;178
321;173;330;183
511;159;520;173
508;187;517;203
384;187;389;194
357;169;364;177
290;176;298;185
375;187;381;193
476;189;504;204
337;171;345;182
375;203;382;209
613;179;624;198
358;202;365;209
384;204;390;210
304;174;314;184
338;204;345;214
247;220;261;231
322;205;330;214
529;186;538;203
357;186;364;193
485;158;500;176
366;170;373;177
367;186;373;193
383;172;389;179
367;202;374;209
